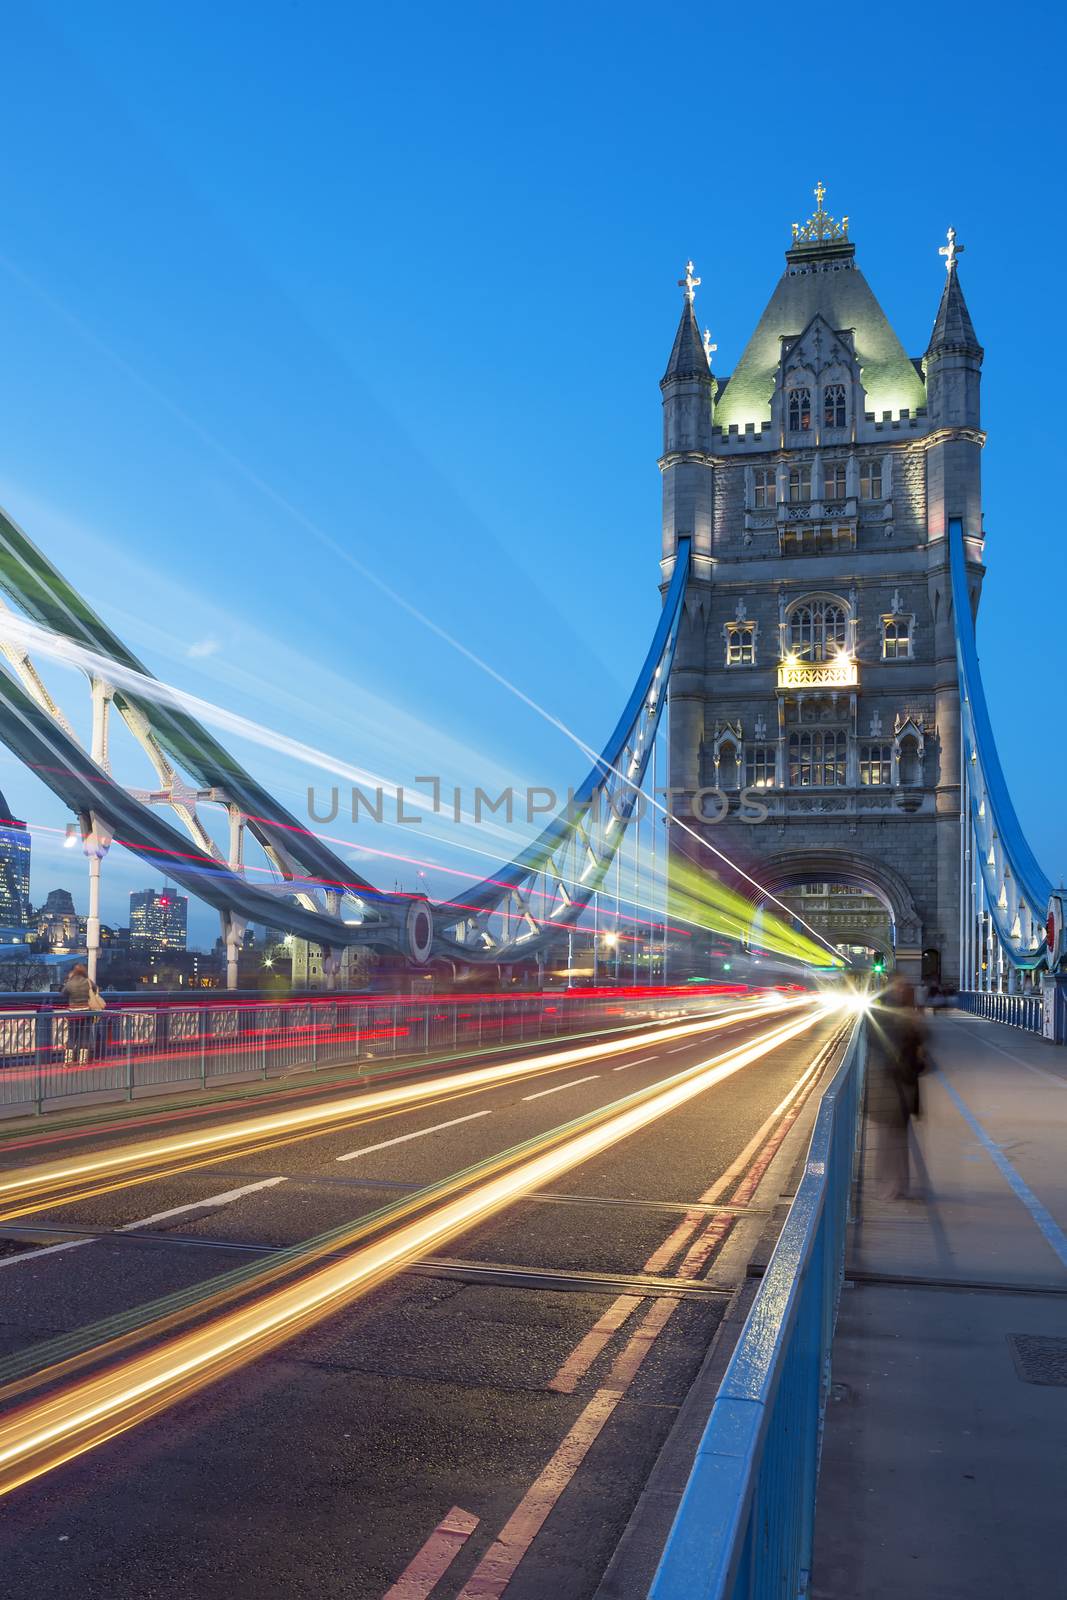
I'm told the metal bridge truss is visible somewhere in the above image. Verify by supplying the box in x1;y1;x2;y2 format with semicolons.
950;517;1056;988
434;542;689;965
0;501;689;984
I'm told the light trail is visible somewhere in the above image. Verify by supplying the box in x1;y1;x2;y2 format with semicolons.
0;998;799;1221
0;1004;828;1498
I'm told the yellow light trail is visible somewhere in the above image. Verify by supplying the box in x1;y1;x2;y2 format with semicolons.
0;999;801;1221
0;1004;832;1497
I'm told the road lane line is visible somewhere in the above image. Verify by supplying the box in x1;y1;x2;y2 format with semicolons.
456;1299;678;1599
521;1076;599;1102
549;1029;839;1385
940;1075;1067;1270
613;1056;657;1072
0;1236;87;1270
336;1110;491;1162
493;1027;845;1593
125;1179;288;1227
0;1177;289;1272
0;1006;787;1213
666;1044;694;1054
382;1505;480;1599
546;1295;643;1394
0;1008;826;1496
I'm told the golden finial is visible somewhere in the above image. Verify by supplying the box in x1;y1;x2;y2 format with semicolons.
791;182;849;246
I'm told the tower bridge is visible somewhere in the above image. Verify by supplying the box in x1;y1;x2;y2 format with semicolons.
0;186;1061;1030
659;185;1062;1019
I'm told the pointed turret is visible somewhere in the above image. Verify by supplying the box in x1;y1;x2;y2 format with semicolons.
927;229;982;358
663;295;711;382
660;260;714;574
924;227;982;432
924;225;984;554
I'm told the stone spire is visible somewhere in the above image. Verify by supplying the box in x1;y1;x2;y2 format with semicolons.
927;228;982;357
663;262;711;382
659;259;713;571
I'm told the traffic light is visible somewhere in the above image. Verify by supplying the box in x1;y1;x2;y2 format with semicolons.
871;957;886;976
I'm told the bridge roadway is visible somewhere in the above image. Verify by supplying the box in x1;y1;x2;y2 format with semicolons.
0;998;842;1600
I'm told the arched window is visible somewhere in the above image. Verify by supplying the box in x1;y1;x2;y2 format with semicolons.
753;468;776;508
788;598;848;661
725;624;755;665
788;387;812;431
788;729;847;788
823;383;847;428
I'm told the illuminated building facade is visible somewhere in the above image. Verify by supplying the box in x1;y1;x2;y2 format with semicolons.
662;190;983;984
35;887;84;952
129;887;188;953
0;789;30;928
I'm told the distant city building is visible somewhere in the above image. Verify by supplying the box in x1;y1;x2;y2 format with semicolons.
34;887;84;952
0;788;31;928
129;888;188;953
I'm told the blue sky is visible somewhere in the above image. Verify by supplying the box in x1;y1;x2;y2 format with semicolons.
0;1;1063;946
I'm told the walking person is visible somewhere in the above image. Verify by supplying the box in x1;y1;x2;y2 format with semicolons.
62;962;104;1064
866;976;928;1201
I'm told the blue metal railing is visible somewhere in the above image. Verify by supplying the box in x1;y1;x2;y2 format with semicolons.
957;989;1043;1034
649;1017;864;1600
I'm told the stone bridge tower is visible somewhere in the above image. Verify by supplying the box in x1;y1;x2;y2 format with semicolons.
661;189;985;985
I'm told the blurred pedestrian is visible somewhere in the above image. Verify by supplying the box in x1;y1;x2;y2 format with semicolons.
867;976;928;1201
62;962;102;1063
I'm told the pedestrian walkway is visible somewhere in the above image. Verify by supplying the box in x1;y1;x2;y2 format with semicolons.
811;1011;1067;1599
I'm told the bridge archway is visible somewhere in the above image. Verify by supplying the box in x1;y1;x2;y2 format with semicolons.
750;848;924;980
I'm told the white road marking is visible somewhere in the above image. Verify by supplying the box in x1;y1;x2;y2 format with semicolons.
667;1044;695;1054
0;1236;87;1270
336;1109;491;1162
612;1056;658;1072
0;1175;289;1271
522;1075;600;1102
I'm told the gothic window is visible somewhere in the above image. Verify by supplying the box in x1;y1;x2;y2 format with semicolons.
823;462;847;499
787;597;848;661
787;387;812;431
860;459;883;499
725;624;756;666
745;743;777;789
788;729;847;788
787;465;812;503
754;468;776;509
823;384;847;428
882;617;912;660
859;743;893;785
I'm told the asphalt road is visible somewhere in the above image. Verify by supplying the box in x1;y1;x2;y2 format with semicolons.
0;999;840;1600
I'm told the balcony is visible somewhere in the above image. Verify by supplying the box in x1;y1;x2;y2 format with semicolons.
777;655;859;690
